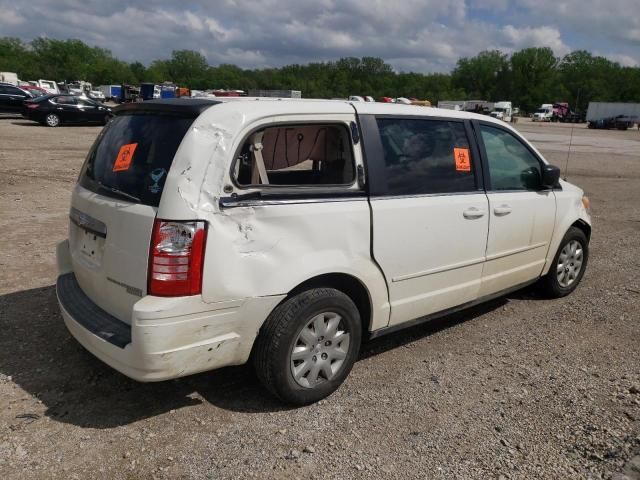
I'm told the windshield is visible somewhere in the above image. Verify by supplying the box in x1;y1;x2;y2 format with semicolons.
535;108;549;114
79;114;194;206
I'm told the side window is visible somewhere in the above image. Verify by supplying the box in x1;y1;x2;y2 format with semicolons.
235;124;355;186
53;96;77;105
480;125;542;191
3;86;24;96
376;118;476;195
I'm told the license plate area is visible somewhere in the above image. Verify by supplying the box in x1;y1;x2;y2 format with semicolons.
78;228;104;266
69;208;107;268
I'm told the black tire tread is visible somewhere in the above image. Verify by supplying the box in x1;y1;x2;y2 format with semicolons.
540;226;589;298
253;288;358;404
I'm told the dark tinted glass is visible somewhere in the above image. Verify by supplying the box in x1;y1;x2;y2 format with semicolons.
53;96;77;105
79;114;194;206
77;98;98;106
1;86;24;95
480;125;542;190
377;118;476;195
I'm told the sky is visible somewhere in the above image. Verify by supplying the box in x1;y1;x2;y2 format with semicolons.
1;0;639;72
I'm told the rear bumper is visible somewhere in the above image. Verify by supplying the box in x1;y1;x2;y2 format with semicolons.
56;243;285;381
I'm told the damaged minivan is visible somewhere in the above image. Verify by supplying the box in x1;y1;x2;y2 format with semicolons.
56;98;591;404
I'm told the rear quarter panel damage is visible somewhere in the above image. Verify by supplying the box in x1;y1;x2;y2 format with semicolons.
156;102;391;331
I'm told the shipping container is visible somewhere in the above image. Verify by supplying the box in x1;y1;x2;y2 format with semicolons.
99;85;122;100
586;102;640;121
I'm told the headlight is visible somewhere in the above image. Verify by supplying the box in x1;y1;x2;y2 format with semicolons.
582;195;591;213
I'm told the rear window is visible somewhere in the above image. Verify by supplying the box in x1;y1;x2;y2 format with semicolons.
79;114;194;206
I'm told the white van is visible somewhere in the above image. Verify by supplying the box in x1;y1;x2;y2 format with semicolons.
56;98;591;404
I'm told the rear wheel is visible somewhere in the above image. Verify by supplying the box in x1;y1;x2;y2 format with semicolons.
253;288;361;405
540;227;589;297
45;113;60;127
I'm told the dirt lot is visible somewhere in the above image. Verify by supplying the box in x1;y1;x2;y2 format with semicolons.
0;116;639;480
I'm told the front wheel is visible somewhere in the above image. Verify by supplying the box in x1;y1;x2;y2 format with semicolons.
45;113;60;127
540;227;589;297
253;288;362;405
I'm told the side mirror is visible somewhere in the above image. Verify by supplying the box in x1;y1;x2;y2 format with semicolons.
541;164;561;189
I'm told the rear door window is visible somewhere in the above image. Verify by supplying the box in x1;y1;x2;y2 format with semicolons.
79;114;194;206
376;118;477;195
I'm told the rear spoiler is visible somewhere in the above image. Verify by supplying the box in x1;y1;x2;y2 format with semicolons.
114;99;221;117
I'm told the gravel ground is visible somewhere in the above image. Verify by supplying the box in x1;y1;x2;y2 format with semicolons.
0;116;639;480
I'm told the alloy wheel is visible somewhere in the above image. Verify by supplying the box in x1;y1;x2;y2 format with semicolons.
556;239;584;287
46;114;59;127
290;312;350;388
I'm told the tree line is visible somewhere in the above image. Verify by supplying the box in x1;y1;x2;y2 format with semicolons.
2;37;639;112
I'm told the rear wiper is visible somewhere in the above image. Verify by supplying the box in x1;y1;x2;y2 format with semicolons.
96;181;141;203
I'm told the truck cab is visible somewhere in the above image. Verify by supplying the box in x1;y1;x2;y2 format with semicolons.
533;104;553;122
490;101;513;122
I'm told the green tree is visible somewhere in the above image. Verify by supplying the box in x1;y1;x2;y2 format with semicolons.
165;50;210;88
509;47;558;112
2;36;639;108
558;50;621;111
451;50;509;99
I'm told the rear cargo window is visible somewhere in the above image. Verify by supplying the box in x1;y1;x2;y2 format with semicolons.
234;124;355;187
79;114;194;206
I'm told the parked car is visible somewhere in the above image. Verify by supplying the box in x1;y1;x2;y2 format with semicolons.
55;99;591;405
0;84;33;113
18;85;48;98
588;115;636;130
22;94;113;127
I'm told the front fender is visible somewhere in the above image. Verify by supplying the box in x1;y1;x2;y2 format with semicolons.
542;183;591;276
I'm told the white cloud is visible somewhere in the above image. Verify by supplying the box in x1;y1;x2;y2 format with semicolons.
0;8;25;26
603;53;639;67
0;0;638;72
501;25;570;56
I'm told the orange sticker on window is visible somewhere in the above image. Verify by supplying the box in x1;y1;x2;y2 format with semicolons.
454;147;471;172
112;143;138;172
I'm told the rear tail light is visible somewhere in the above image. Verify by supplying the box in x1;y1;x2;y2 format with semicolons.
26;103;39;109
148;219;207;296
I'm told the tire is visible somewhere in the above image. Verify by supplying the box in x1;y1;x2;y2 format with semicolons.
253;288;362;405
45;113;60;127
540;227;589;298
102;114;112;126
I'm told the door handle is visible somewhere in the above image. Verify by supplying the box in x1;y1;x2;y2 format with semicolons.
494;204;512;216
463;207;485;219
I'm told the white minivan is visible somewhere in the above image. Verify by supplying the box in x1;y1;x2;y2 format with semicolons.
56;98;591;404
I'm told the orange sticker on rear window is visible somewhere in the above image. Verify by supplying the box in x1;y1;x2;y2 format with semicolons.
112;143;138;172
454;147;471;172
